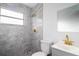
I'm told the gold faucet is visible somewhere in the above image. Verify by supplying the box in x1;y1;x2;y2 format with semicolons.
64;34;73;45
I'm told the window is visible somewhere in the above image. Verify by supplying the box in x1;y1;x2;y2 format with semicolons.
0;8;23;25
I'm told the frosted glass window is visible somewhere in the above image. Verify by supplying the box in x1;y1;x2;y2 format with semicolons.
0;16;23;25
0;8;23;25
1;8;23;19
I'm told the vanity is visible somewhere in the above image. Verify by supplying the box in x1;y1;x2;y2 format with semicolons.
52;4;79;56
51;41;79;56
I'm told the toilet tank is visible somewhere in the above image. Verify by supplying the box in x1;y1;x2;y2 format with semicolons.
41;40;53;54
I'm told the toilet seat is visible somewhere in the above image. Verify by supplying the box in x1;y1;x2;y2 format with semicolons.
32;51;47;56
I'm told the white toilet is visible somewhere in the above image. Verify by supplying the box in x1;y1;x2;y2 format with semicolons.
32;40;53;56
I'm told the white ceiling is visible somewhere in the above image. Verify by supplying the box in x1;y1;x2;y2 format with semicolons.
23;3;37;8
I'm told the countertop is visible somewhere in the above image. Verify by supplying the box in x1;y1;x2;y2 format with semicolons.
51;41;79;56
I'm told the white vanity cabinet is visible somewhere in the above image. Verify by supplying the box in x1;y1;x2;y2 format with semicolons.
52;47;76;56
51;41;79;56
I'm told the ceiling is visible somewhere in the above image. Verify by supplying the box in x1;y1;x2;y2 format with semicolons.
23;3;37;8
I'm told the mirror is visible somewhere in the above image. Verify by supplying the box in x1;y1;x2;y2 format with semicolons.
58;4;79;32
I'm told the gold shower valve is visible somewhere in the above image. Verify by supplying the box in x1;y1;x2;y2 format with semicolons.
33;28;37;32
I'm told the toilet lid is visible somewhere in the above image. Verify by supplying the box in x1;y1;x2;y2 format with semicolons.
32;52;47;56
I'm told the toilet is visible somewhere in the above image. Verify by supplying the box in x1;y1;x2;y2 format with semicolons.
32;40;53;56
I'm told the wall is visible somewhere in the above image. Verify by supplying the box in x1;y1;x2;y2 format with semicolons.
43;3;79;44
0;3;32;56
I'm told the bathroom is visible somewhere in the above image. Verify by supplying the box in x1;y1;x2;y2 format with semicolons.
0;3;79;56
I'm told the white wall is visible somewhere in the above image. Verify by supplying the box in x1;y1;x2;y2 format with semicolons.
43;3;79;44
